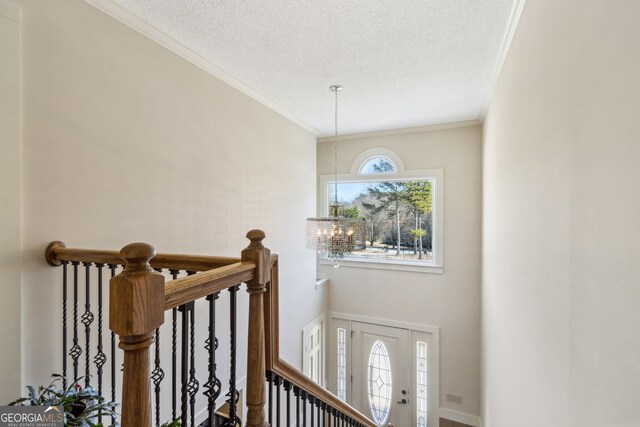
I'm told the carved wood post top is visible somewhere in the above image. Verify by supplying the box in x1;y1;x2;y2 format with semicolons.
241;229;271;288
110;242;165;338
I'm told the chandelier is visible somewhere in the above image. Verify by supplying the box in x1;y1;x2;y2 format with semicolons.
306;85;367;267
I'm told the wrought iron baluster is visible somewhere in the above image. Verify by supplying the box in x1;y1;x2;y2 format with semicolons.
94;264;107;423
284;380;292;427
94;264;106;393
170;269;179;421
179;302;192;427
151;265;165;427
152;326;165;427
62;261;68;389
301;390;307;427
225;284;241;427
294;386;300;427
267;371;273;425
188;304;199;427
204;292;221;427
82;262;94;387
108;264;117;427
275;375;282;427
70;262;81;382
309;395;314;427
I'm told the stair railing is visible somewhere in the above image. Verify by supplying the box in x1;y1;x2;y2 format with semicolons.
262;257;375;427
46;230;374;427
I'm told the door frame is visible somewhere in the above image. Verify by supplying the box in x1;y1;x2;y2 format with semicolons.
327;312;440;426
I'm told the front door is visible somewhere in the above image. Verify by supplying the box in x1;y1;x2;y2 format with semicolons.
351;322;411;427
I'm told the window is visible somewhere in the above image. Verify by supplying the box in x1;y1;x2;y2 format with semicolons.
336;327;347;401
359;156;397;175
416;340;428;426
320;148;443;272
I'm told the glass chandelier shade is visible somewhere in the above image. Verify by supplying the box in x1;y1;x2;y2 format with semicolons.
306;206;368;260
306;85;367;264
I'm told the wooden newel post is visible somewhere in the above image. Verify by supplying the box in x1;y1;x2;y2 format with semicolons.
109;243;165;427
242;230;271;427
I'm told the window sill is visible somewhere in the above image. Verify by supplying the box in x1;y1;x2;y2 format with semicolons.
319;258;443;274
315;274;329;290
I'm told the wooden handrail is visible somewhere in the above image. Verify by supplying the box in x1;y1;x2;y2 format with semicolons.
264;259;376;427
45;241;240;271
164;261;256;310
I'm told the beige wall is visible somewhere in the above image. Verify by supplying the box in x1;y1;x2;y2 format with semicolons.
0;0;21;404
482;0;640;426
317;124;483;420
15;0;321;411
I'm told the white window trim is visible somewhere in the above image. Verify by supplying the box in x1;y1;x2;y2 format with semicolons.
319;166;444;274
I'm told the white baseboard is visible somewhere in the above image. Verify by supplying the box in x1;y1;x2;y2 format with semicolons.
439;407;481;427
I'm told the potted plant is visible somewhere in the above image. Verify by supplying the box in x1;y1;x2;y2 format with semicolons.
9;374;117;426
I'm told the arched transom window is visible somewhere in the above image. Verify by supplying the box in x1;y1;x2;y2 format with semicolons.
359;156;397;175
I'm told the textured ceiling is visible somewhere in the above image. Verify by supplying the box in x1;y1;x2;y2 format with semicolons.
110;0;519;136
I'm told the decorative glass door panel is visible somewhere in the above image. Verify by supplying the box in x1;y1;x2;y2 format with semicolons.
368;340;393;424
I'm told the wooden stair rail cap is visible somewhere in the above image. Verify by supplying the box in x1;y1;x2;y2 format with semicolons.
241;229;271;286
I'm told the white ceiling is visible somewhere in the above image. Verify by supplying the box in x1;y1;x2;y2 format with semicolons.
108;0;521;136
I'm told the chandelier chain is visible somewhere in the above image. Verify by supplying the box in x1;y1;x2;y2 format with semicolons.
334;86;339;207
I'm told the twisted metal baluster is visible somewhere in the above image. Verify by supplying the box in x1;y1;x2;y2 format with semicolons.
169;269;179;421
108;264;117;427
225;285;241;427
150;268;164;427
94;264;107;423
70;262;82;382
152;326;165;427
94;264;106;393
204;292;221;426
62;261;68;389
179;302;191;427
188;304;199;426
82;262;94;387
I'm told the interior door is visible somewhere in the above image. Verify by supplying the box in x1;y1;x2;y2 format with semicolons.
351;322;411;427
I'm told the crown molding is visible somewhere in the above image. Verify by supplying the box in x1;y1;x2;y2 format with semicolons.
0;0;18;23
479;0;527;121
82;0;319;135
316;119;481;143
